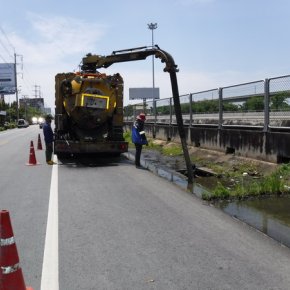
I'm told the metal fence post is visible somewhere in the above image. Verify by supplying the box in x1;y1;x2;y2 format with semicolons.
264;78;270;132
189;93;193;144
169;97;172;125
218;87;223;129
153;99;157;123
143;98;146;113
133;105;136;120
153;99;157;138
189;93;193;127
169;97;172;140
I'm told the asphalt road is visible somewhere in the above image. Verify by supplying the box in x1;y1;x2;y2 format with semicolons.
0;126;51;289
1;125;290;290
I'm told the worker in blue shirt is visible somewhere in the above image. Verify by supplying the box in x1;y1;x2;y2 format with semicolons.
132;113;148;168
43;114;55;165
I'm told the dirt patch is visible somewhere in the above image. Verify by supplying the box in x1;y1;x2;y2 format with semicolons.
139;143;278;192
143;145;277;175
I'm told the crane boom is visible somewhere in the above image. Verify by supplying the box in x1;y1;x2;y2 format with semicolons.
81;46;178;73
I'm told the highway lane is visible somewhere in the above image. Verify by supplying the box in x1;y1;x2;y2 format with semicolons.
0;125;51;289
1;126;290;289
58;156;290;289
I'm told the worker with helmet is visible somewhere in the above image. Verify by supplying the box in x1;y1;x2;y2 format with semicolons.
43;114;56;165
132;113;148;168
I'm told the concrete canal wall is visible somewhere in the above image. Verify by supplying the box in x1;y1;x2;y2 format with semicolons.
124;122;290;163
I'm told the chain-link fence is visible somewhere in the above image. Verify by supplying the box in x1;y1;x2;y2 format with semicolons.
124;74;290;130
269;75;290;127
192;89;219;125
155;98;171;124
222;81;264;127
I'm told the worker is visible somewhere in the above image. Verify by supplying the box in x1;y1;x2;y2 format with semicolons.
132;113;148;168
43;114;55;165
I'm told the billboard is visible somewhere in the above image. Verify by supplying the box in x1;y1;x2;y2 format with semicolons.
129;87;160;100
0;63;16;95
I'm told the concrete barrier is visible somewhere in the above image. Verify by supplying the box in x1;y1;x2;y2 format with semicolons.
124;122;290;163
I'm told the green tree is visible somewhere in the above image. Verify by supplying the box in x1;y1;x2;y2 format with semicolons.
223;101;240;112
124;105;133;117
6;107;17;122
241;96;264;111
270;93;290;111
157;105;170;115
192;99;219;113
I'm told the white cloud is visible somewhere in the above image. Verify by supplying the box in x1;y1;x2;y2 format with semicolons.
11;12;106;65
30;13;105;53
5;13;108;110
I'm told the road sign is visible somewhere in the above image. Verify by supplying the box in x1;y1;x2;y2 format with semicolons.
129;87;159;100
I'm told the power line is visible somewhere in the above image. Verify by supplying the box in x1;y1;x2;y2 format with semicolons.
0;38;13;60
19;61;34;97
0;25;15;53
0;54;10;63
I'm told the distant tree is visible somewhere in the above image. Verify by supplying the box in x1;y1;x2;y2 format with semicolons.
180;103;190;113
157;105;170;115
241;96;264;111
6;107;17;122
124;105;133;117
0;100;6;111
270;93;290;111
223;101;240;112
192;99;219;113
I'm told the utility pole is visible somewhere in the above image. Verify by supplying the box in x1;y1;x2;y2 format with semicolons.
14;52;19;121
14;52;23;121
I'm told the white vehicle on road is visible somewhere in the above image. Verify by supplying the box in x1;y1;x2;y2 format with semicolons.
17;119;29;128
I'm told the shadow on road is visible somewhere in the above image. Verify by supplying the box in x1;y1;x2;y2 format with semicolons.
57;153;130;168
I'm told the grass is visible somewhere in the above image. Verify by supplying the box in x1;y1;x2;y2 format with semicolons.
123;130;139;149
203;165;290;201
0;123;17;131
123;130;132;144
162;144;183;156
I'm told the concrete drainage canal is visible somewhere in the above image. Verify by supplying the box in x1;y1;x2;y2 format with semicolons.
124;151;290;248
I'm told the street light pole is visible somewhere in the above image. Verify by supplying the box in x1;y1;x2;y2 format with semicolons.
147;22;157;123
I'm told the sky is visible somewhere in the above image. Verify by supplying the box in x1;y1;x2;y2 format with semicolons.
1;0;290;112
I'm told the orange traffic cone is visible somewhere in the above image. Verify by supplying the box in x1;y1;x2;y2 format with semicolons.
26;141;40;166
0;210;34;290
37;133;43;150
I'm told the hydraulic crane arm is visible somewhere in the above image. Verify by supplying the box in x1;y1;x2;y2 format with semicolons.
81;46;178;73
81;45;193;185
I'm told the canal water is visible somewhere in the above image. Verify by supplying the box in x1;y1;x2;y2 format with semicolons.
216;196;290;248
126;151;290;248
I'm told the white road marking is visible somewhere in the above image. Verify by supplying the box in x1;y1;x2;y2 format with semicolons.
40;155;59;290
